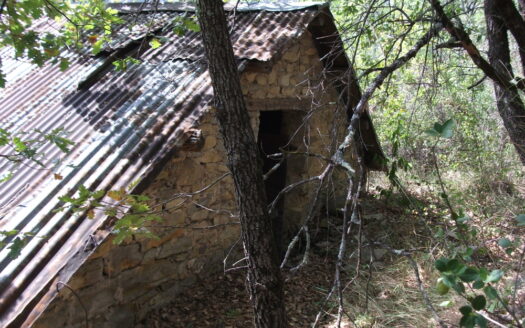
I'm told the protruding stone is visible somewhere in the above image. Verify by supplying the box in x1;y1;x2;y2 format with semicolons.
190;210;208;222
268;86;281;96
244;72;257;82
256;74;268;85
202;135;217;151
282;45;300;62
282;87;295;96
268;69;277;84
253;89;266;98
305;47;317;55
279;74;290;86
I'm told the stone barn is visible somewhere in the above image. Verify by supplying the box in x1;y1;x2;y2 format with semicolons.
0;2;383;327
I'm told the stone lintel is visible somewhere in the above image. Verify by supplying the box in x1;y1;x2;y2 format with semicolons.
245;97;312;111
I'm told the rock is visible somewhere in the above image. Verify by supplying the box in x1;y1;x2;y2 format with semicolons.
157;236;192;259
244;72;256;82
268;86;281;96
373;248;388;260
202;135;217;151
282;87;295;96
279;74;290;87
282;45;300;62
305;47;317;55
268;69;277;84
255;74;267;85
190;210;208;222
253;88;266;98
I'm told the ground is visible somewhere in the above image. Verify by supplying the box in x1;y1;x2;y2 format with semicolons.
136;191;461;328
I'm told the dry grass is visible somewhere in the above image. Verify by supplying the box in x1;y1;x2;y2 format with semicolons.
138;168;525;327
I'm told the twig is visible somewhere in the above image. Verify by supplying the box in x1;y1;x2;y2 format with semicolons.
429;0;525;92
435;40;463;49
56;281;89;328
223;238;242;273
332;22;442;172
370;242;448;328
467;75;486;89
477;311;510;328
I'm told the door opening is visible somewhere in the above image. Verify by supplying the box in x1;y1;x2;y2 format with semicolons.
258;110;288;258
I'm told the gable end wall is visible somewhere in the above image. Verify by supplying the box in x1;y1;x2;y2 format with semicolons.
33;31;356;328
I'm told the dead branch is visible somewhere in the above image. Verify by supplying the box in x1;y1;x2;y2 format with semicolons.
435;40;463;49
467;75;487;89
429;0;525;92
332;22;442;174
280;165;331;270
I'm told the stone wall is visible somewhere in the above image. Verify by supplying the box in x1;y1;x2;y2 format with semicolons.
33;31;356;328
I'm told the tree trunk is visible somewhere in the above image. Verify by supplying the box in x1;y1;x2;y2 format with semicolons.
485;0;525;165
196;0;288;327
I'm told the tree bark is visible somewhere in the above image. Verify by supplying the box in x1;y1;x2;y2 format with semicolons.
485;0;525;165
431;0;525;164
494;0;525;74
196;0;288;327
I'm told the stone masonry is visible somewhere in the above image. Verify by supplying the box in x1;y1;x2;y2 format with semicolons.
33;31;356;328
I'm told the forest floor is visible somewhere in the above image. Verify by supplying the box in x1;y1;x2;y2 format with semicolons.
136;189;467;328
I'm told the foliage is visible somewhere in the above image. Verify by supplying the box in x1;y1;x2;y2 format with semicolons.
56;186;162;244
332;0;525;326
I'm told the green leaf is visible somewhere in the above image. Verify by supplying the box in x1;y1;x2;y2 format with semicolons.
441;274;456;288
459;305;472;316
483;285;498;299
424;128;441;137
475;314;488;328
453;281;466;294
59;58;70;71
498;238;512;248
149;38;162;49
435;258;449;272
478;268;489;282
436;279;450;295
112;230;130;245
0;171;13;183
460;267;479;282
485;269;503;283
8;236;29;258
91;189;105;200
448;259;463;273
470;295;486;310
0;229;19;237
459;313;476;328
440;118;456;138
457;216;471;224
516;214;525;226
472;280;484;289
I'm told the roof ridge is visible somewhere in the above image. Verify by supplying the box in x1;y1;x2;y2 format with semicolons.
108;1;327;14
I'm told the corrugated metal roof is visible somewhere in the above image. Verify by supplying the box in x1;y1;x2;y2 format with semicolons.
0;3;325;326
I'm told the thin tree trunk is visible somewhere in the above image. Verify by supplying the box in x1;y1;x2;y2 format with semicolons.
196;0;288;327
485;0;525;165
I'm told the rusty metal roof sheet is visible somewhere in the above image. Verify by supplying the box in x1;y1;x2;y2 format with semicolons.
0;3;326;327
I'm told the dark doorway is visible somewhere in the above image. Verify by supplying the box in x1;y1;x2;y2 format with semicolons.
258;111;288;258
